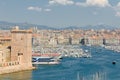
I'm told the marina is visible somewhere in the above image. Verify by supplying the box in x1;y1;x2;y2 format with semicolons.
104;45;120;53
32;45;92;64
0;45;120;80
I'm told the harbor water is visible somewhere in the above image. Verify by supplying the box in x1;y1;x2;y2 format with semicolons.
0;46;120;80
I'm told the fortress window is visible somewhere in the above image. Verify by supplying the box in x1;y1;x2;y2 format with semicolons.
18;53;23;56
21;37;23;40
9;63;11;66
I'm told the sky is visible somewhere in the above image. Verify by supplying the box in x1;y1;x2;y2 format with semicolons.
0;0;120;28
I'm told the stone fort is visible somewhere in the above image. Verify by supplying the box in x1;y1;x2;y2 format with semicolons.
0;26;34;74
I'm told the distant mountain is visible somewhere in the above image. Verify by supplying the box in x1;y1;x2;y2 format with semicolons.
61;24;119;30
0;21;55;30
82;24;119;30
0;21;119;30
59;26;80;30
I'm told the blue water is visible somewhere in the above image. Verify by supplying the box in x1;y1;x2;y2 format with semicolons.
0;46;120;80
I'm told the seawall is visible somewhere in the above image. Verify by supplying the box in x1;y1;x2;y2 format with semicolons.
0;65;35;74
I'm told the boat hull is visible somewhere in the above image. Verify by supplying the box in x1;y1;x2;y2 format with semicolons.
32;56;59;64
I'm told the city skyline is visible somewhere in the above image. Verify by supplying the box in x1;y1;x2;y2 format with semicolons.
0;0;120;28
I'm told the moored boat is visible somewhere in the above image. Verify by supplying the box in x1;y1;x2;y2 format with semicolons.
32;53;60;64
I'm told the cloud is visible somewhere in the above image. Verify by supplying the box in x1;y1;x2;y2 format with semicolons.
114;2;120;17
49;0;74;5
27;6;52;12
76;0;111;7
44;9;51;12
27;6;42;12
116;12;120;17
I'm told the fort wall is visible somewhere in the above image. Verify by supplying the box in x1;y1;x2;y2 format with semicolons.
0;26;34;74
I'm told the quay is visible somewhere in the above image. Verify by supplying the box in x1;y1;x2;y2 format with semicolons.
104;45;120;52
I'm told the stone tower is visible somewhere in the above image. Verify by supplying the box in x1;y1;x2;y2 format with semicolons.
11;26;32;67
